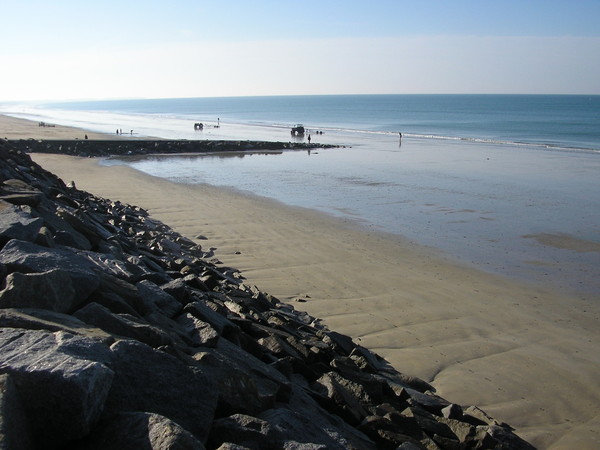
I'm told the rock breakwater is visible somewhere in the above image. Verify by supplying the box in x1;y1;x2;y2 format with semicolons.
0;140;534;449
7;139;336;158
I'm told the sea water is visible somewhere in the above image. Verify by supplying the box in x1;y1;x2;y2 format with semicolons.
2;95;599;293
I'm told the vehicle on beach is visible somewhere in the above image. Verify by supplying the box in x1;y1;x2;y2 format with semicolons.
291;124;305;135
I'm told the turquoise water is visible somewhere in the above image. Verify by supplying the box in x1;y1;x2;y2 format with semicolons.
3;94;600;151
2;95;599;293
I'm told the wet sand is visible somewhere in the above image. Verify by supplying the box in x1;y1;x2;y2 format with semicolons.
3;115;600;448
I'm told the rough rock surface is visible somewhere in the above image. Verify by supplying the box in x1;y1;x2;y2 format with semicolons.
0;140;534;449
8;139;338;158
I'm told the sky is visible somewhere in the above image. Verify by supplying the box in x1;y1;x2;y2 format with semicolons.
1;0;599;101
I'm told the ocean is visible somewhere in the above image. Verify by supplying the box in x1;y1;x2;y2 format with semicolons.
2;94;600;294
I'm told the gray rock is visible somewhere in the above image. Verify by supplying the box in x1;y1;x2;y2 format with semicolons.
0;373;35;450
136;280;182;318
74;302;171;348
193;350;266;416
441;403;463;420
104;339;218;442
70;411;205;450
285;378;375;450
184;300;240;338
0;180;43;207
437;416;476;443
210;409;372;450
160;277;190;302
91;291;141;318
487;424;536;450
0;328;114;447
0;200;43;245
0;269;80;313
260;408;374;449
76;249;148;282
0;239;100;302
34;225;55;247
258;335;303;360
53;229;92;250
208;414;271;448
175;313;219;348
0;308;113;343
214;338;291;404
405;387;450;414
312;372;371;425
320;330;356;356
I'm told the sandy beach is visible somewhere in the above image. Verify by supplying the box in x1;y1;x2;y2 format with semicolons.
0;114;126;140
3;115;600;448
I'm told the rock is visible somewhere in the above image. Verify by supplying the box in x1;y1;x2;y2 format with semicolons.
210;409;373;450
77;249;148;281
441;403;463;420
487;424;536;449
312;372;371;425
259;407;375;449
91;290;142;318
70;411;205;450
175;312;219;347
0;180;43;207
136;279;182;318
160;277;190;302
0;328;114;448
103;339;218;443
0;269;79;313
320;330;356;356
74;302;171;348
184;300;240;340
0;200;43;245
0;308;113;343
53;229;92;250
208;414;271;448
196;338;291;415
0;239;100;302
0;373;35;450
405;388;450;414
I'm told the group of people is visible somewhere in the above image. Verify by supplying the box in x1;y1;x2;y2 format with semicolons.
116;129;133;135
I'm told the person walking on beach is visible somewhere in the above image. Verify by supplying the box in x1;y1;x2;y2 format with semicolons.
308;134;311;143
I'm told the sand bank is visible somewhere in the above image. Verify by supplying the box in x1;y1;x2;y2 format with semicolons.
3;114;599;448
0;114;124;140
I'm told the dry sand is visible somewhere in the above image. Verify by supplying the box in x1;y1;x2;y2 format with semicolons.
3;115;600;448
0;114;122;140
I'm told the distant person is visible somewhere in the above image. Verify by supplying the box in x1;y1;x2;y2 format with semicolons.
308;134;311;143
84;134;88;140
116;129;119;135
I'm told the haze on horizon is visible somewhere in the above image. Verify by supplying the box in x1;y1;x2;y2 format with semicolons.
1;0;599;102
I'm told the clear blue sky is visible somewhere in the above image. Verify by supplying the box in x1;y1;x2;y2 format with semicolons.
1;0;599;101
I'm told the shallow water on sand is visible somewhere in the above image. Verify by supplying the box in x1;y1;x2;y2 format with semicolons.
104;129;600;296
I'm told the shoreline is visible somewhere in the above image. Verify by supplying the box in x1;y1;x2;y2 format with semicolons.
4;114;600;448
